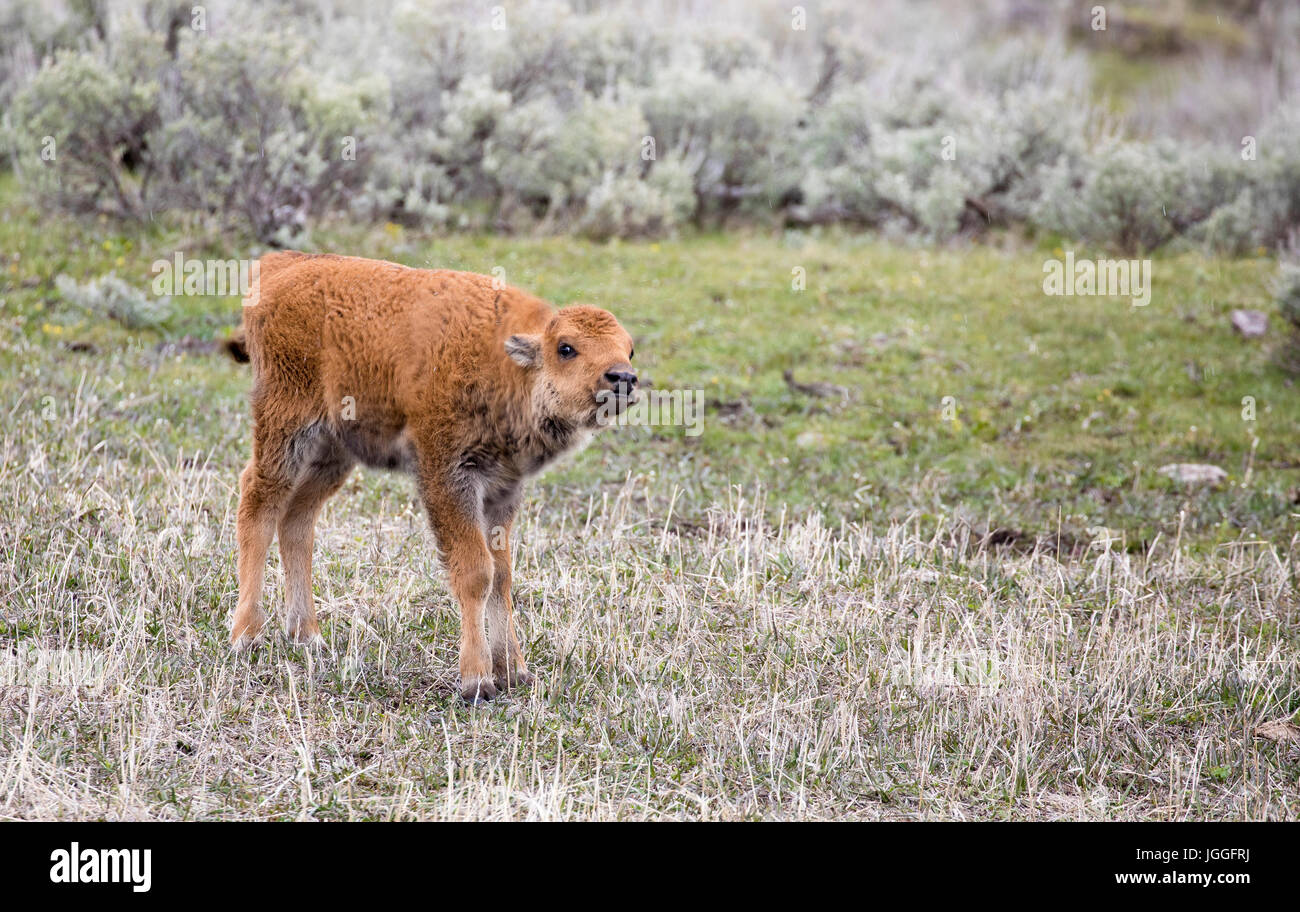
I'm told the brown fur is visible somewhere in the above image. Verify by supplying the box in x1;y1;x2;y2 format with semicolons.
227;252;636;702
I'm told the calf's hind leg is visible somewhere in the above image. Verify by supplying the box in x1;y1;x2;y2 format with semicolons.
278;439;353;645
230;454;294;649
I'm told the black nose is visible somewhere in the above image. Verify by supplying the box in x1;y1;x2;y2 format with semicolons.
604;370;638;389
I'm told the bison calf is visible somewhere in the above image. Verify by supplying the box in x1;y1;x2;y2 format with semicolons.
226;252;637;702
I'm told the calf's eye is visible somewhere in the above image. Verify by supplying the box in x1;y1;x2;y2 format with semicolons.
557;343;576;359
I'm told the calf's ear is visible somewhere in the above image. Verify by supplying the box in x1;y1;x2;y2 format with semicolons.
505;334;542;367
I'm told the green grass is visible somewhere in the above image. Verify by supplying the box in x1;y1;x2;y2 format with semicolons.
1;175;1298;819
4;176;1295;552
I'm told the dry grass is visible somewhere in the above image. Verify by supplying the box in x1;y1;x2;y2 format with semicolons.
1;376;1297;819
2;186;1298;819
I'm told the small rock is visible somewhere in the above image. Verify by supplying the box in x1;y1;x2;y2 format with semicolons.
707;398;753;422
783;369;850;401
1157;463;1227;485
1256;718;1300;743
1230;309;1269;338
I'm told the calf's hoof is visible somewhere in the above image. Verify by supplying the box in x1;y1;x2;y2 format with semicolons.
230;611;267;651
497;667;535;690
461;676;498;704
286;619;323;649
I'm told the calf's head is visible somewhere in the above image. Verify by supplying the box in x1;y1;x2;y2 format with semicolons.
506;305;636;428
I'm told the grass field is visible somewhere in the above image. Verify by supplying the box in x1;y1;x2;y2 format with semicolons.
2;177;1298;819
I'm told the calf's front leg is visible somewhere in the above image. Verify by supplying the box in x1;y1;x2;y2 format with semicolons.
421;477;497;703
486;515;533;690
